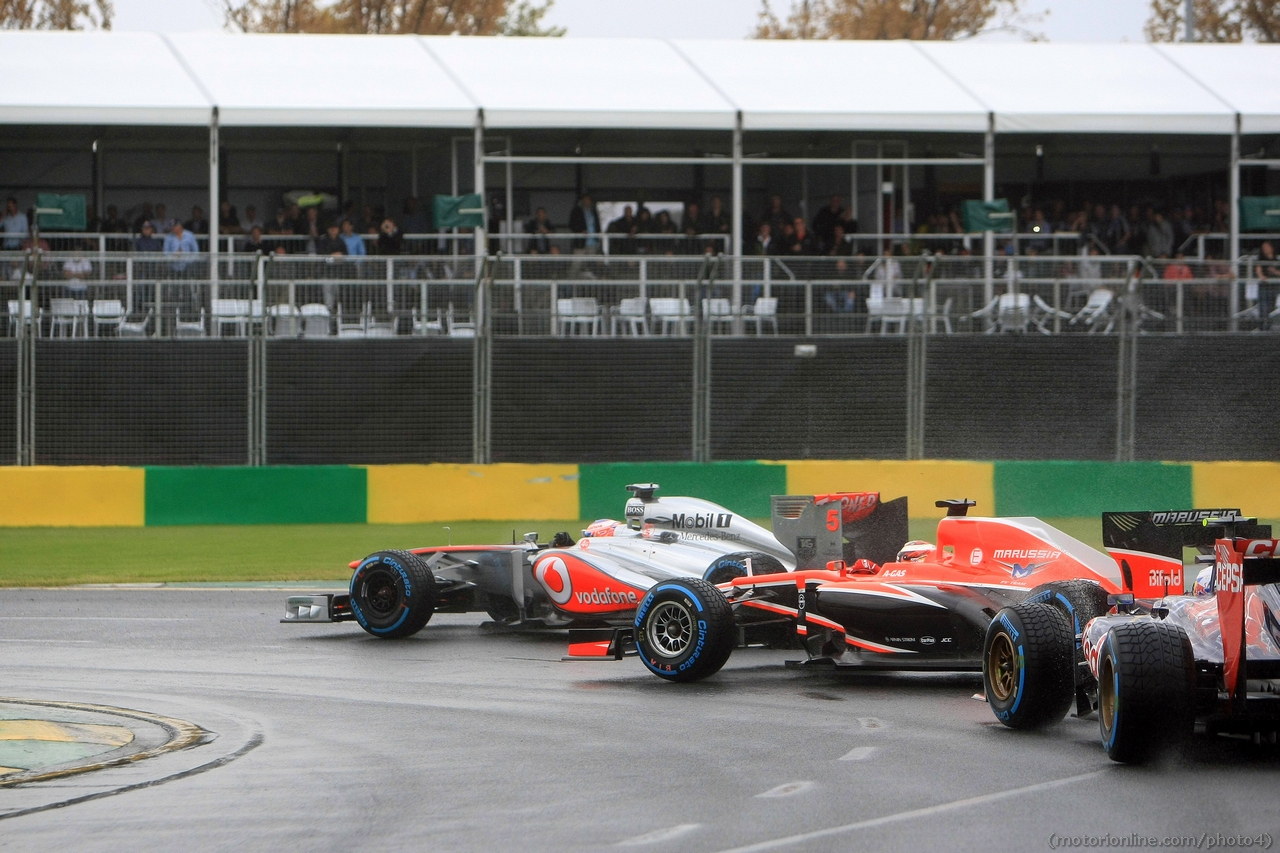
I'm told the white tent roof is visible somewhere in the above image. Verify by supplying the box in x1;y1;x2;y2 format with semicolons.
0;32;1276;135
1153;44;1280;135
421;36;734;129
0;32;211;125
166;33;475;127
917;43;1235;134
672;40;988;132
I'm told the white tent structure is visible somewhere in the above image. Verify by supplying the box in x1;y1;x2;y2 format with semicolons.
1;31;1277;271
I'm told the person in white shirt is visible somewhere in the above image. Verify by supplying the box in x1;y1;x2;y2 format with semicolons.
62;253;92;297
2;197;28;250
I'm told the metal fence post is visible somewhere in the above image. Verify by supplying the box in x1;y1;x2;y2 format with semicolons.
691;254;718;463
472;255;492;464
248;253;268;465
1114;263;1138;462
904;254;930;460
15;249;36;466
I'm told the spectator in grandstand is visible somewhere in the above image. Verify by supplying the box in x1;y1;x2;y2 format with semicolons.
811;195;845;254
164;221;199;255
184;206;209;236
339;219;366;256
400;197;428;234
785;216;819;256
568;193;601;253
700;196;730;236
62;251;92;296
267;208;293;235
1162;252;1193;281
242;226;266;254
1026;209;1053;253
218;201;240;235
301;206;322;253
1105;204;1131;253
633;206;655;254
1255;241;1280;329
682;201;702;253
654;209;678;255
241;204;261;233
2;197;27;249
131;202;154;233
827;223;852;258
133;221;162;252
871;246;903;299
151;204;176;235
96;205;128;234
750;221;773;255
376;218;402;255
764;194;792;237
315;222;347;257
525;207;556;255
606;205;637;255
1145;209;1174;259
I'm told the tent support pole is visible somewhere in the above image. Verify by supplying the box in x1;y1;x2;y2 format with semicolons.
209;107;219;305
732;111;743;324
1229;112;1240;332
983;112;995;329
474;111;486;263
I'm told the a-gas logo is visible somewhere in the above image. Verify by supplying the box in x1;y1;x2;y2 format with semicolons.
534;557;573;605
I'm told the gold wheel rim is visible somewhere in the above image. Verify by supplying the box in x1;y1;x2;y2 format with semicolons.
988;632;1017;703
1099;655;1116;732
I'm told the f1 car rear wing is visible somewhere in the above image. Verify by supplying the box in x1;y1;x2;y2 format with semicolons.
1101;509;1272;597
770;492;908;570
1210;516;1280;711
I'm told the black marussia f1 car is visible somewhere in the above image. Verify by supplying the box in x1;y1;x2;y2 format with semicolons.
983;511;1280;763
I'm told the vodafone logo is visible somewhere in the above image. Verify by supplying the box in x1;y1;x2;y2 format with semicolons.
535;557;573;605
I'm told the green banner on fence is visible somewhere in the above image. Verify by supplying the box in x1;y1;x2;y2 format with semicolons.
432;194;484;229
960;199;1013;233
35;193;87;231
1240;196;1280;232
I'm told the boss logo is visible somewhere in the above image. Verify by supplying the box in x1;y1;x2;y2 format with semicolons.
625;502;646;518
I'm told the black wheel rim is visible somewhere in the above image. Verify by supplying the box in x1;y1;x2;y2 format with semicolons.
361;568;402;618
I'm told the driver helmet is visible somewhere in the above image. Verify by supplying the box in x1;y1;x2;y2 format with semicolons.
1192;565;1214;596
895;540;934;563
583;519;621;538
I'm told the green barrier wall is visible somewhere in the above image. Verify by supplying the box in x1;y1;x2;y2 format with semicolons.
578;462;786;520
145;466;367;526
992;461;1192;517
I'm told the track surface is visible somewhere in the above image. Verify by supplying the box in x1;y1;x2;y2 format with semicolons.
1;588;1277;852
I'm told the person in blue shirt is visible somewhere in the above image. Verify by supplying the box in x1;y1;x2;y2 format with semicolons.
339;219;366;256
163;221;199;254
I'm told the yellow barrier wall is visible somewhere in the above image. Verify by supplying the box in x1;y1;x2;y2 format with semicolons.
367;463;579;523
0;466;144;527
785;460;995;519
1192;462;1280;518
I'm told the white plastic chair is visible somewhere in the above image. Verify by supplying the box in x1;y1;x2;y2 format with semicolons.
556;297;601;336
742;297;778;335
300;303;332;338
212;298;251;337
174;308;206;338
1071;288;1115;334
650;297;694;336
336;303;367;338
7;299;36;337
610;297;648;336
91;299;126;336
269;304;299;337
875;297;909;334
701;298;734;334
117;310;153;339
446;304;475;338
366;305;396;337
1031;294;1072;335
412;307;443;336
49;297;87;337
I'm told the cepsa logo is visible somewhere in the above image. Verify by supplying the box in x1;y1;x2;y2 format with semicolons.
1215;543;1243;594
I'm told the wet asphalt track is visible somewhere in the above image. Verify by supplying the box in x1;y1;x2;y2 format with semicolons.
1;587;1278;853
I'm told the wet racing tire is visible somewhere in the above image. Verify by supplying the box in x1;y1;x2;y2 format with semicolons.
350;550;438;639
1026;579;1111;693
1097;621;1195;764
635;578;736;682
703;551;788;585
983;602;1075;729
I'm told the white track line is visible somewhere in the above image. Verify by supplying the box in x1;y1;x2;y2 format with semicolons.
839;746;877;761
616;824;702;846
714;770;1108;853
754;781;815;799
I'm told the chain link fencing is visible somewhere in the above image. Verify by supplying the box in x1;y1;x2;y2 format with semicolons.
4;249;1278;466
